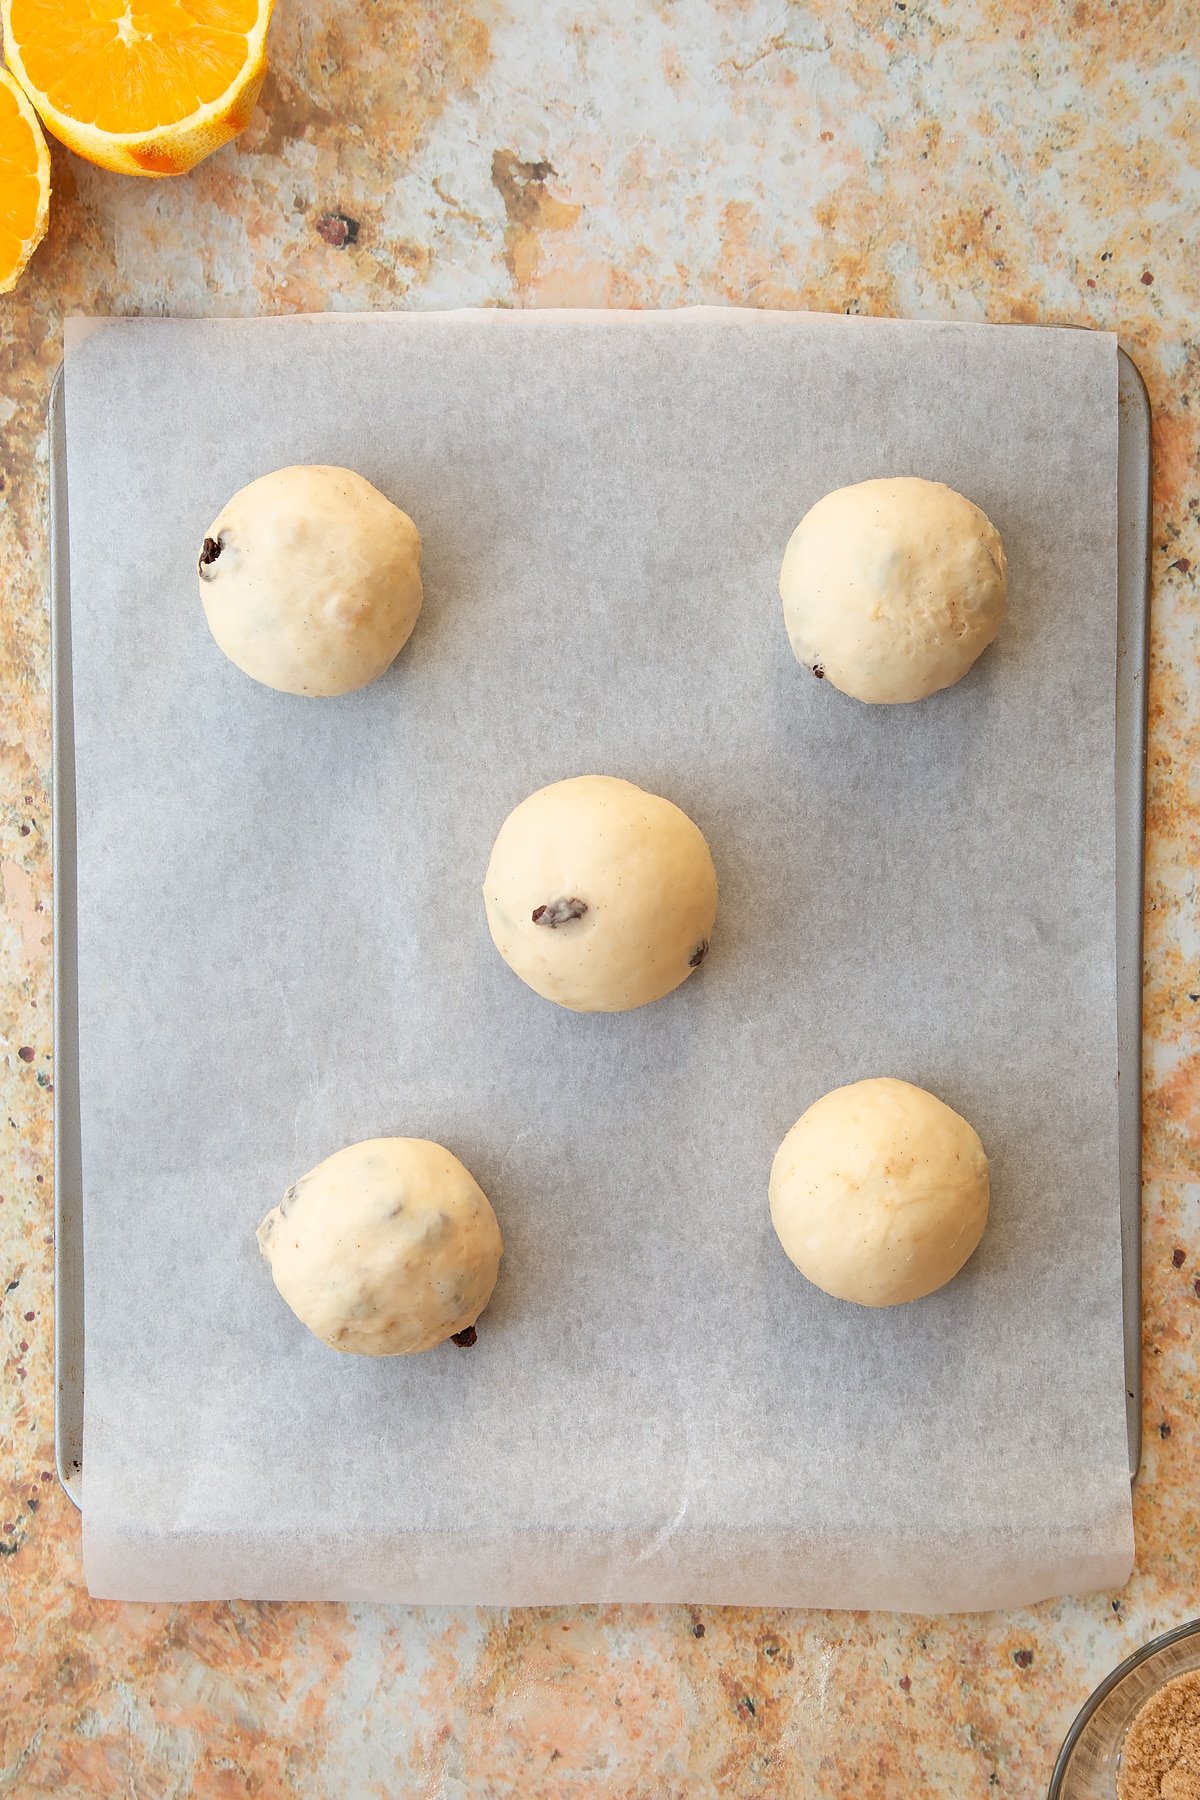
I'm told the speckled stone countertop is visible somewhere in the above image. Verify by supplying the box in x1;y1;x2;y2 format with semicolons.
1;3;1196;1794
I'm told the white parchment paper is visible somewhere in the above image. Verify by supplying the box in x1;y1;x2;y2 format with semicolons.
65;308;1133;1609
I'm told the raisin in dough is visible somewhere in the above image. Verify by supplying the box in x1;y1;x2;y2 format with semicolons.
779;477;1007;704
483;775;718;1013
769;1078;989;1306
198;465;422;696
257;1138;503;1354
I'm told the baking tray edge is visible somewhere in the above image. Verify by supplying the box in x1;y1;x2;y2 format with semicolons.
47;341;1152;1510
50;363;83;1508
1115;347;1151;1481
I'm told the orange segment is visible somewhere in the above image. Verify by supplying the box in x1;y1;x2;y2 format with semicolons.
1;0;274;177
0;65;50;294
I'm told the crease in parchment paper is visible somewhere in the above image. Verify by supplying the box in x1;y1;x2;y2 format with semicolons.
64;307;1132;1608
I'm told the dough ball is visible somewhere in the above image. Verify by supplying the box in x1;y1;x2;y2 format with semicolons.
483;775;718;1014
769;1077;989;1307
198;465;422;696
257;1137;503;1355
779;477;1007;704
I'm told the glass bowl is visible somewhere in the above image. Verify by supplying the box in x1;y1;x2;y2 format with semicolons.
1049;1619;1200;1798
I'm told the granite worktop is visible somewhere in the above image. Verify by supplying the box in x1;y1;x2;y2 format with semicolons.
1;3;1196;1793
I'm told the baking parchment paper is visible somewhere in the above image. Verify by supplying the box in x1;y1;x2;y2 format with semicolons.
64;308;1133;1608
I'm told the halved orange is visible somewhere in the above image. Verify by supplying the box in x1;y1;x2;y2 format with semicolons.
1;0;275;178
0;64;49;293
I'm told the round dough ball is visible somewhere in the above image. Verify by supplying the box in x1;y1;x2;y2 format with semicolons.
257;1137;503;1355
769;1077;989;1307
778;477;1007;704
198;465;422;696
483;775;718;1014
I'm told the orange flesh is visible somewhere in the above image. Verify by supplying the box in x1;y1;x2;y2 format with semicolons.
0;75;45;281
8;0;262;134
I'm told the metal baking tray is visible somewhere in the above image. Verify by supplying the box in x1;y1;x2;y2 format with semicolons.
48;347;1152;1511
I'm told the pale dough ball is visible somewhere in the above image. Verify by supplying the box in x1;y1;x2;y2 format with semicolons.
769;1078;989;1307
257;1137;503;1355
483;775;719;1014
778;477;1007;704
198;465;422;696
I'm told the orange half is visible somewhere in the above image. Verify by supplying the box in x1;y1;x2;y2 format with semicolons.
0;64;50;293
1;0;274;177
